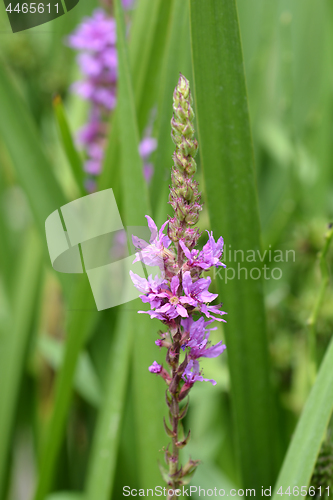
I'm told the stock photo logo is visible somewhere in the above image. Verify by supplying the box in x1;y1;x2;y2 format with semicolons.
3;0;80;33
45;188;161;311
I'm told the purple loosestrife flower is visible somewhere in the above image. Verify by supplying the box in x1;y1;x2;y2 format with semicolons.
132;215;173;272
67;8;158;190
182;360;217;386
182;317;226;365
180;232;226;271
130;74;227;490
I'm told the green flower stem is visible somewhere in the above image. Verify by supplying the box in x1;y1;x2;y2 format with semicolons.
169;377;181;497
307;224;333;383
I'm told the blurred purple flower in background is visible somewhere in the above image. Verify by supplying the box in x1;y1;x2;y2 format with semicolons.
67;5;157;191
139;136;157;184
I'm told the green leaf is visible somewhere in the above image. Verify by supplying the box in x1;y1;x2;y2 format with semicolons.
131;309;166;490
0;166;13;293
191;462;243;498
130;0;174;133
85;306;133;500
37;335;102;408
129;0;163;118
272;336;333;498
98;112;121;198
33;277;98;500
100;0;172;199
114;0;150;226
53;95;85;195
0;229;43;493
150;0;192;226
0;64;67;235
190;0;277;489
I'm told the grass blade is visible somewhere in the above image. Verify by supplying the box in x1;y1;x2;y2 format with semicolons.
130;0;173;133
114;0;149;225
53;95;85;195
129;0;163;117
0;64;66;235
190;0;277;489
85;306;133;500
150;0;191;225
272;336;333;498
0;229;43;495
37;335;102;409
33;278;98;500
100;0;172;197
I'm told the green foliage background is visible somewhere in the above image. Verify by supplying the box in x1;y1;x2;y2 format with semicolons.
0;0;333;499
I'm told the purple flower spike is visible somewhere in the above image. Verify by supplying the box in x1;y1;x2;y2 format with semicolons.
68;7;158;192
67;9;118;188
130;74;227;490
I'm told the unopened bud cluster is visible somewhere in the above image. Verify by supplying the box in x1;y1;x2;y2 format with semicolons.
168;74;202;246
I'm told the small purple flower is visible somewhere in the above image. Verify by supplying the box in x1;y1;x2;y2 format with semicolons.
180;231;226;270
153;275;189;319
130;272;167;295
148;361;162;374
200;231;226;268
182;359;216;385
181;317;226;360
182;271;217;304
132;216;171;270
130;272;168;310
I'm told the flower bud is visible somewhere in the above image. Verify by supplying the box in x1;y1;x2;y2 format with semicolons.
178;382;192;401
178;137;198;158
185;158;197;176
185;212;199;225
173;151;187;171
171;167;184;186
177;73;190;99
